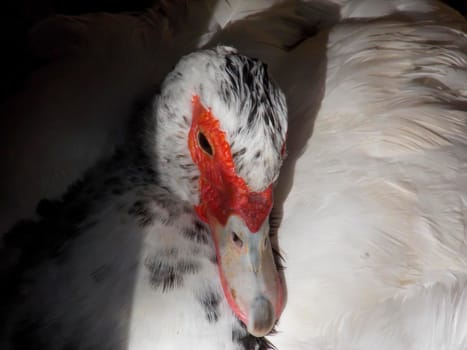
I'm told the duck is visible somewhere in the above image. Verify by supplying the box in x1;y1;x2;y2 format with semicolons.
2;0;467;349
0;46;288;349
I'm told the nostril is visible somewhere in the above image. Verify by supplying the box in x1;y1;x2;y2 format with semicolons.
231;231;243;249
248;296;275;337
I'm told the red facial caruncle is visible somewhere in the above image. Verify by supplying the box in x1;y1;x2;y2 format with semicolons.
188;95;273;233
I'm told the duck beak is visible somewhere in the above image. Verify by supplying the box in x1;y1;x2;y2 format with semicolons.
207;213;284;337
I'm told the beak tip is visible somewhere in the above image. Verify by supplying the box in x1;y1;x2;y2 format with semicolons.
247;296;275;337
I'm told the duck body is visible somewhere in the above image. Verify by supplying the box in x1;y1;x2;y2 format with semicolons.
273;1;467;348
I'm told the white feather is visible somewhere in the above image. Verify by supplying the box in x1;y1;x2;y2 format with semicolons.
272;1;467;348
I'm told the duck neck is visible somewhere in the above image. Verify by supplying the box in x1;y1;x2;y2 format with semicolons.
140;95;200;208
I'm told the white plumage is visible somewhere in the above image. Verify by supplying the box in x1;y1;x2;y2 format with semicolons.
1;0;466;348
274;1;467;348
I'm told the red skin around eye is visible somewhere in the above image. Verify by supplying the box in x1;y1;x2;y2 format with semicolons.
188;95;273;233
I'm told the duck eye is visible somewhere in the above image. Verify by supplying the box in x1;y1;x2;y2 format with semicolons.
197;132;213;156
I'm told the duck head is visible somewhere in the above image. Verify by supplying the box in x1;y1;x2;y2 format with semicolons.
147;46;287;337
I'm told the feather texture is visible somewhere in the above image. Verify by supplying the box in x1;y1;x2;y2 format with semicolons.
273;1;467;348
